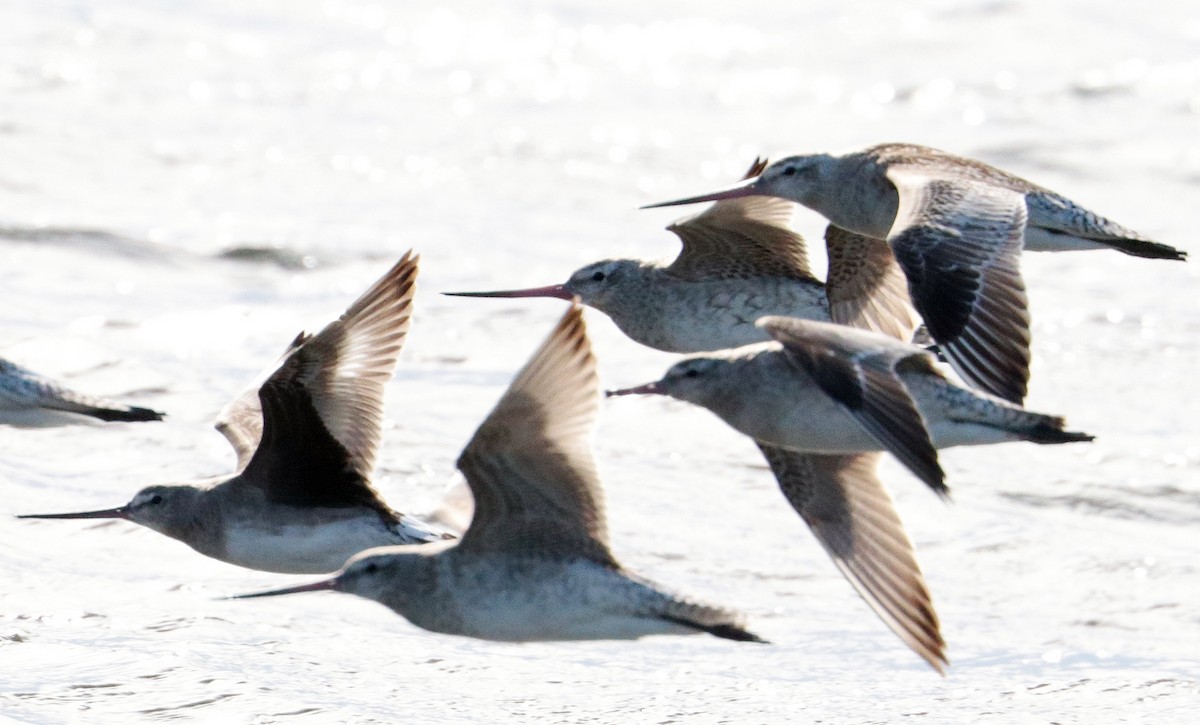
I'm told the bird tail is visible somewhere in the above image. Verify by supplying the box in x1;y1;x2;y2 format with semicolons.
77;403;165;422
1021;415;1095;445
660;613;768;643
1099;236;1187;261
4;361;165;423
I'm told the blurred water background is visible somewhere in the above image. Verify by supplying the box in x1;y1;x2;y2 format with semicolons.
1;0;1198;721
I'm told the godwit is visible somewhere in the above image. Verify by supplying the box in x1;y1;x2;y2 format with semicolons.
447;159;921;351
20;252;450;574
644;143;1186;404
610;316;1094;498
0;356;163;425
233;303;764;643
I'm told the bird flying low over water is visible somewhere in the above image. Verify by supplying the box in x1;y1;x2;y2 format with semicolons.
0;356;163;426
233;303;765;644
446;158;923;352
609;316;1095;670
643;143;1187;405
611;317;1095;498
20;252;451;574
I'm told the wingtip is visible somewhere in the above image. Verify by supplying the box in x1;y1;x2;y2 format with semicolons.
933;482;953;502
753;315;788;333
384;249;421;289
379;249;419;282
743;156;770;180
927;651;950;677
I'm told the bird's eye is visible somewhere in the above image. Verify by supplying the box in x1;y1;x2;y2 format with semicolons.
364;562;380;575
684;369;700;378
781;166;797;177
148;494;163;505
591;271;606;282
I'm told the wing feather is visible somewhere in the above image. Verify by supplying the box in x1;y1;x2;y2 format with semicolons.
456;304;613;564
885;170;1031;404
756;446;946;673
758;317;948;497
237;252;417;512
824;225;922;342
665;158;818;282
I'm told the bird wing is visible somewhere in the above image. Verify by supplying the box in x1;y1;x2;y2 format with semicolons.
823;224;922;341
237;252;417;511
884;169;1031;404
757;445;946;672
757;316;948;497
665;158;818;282
456;303;615;565
215;331;310;472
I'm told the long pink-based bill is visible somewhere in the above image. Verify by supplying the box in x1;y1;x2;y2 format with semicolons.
18;506;128;520
605;382;662;397
639;176;762;209
225;578;338;600
443;284;572;300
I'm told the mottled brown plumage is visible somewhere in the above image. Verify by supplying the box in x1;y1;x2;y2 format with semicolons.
665;158;819;282
824;225;922;342
447;159;922;352
645;142;1186;404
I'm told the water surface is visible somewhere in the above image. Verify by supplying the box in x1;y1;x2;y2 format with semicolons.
2;0;1198;721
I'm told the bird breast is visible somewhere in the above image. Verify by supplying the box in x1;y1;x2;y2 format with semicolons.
604;277;829;353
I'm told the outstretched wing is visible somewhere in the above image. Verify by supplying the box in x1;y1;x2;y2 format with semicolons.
756;445;946;673
824;224;922;342
665;158;818;282
238;252;418;512
456;303;614;565
215;332;310;471
758;316;948;498
886;169;1031;404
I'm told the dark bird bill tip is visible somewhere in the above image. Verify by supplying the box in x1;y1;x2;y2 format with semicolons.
605;382;662;397
225;578;337;600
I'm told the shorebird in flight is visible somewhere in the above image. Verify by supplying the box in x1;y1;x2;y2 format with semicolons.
609;316;1096;671
611;316;1094;498
448;158;922;352
0;356;163;426
644;143;1186;404
451;162;961;666
233;303;765;644
20;252;450;574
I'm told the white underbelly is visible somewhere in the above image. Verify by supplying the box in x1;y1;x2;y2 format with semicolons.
927;420;1021;448
222;517;399;574
1022;226;1109;252
733;391;1021;453
722;385;881;453
425;558;684;642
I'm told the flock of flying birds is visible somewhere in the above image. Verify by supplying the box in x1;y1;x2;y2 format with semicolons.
12;143;1187;673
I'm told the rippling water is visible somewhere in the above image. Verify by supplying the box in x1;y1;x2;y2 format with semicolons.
2;0;1199;721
